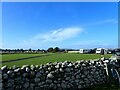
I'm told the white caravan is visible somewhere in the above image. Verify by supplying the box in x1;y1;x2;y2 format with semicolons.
96;48;107;54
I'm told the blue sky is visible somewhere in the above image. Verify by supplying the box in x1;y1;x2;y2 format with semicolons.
2;2;118;49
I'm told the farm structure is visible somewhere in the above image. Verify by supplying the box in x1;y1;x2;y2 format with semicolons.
67;51;79;53
79;49;91;54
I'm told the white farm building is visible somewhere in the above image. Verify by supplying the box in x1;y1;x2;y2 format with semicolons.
79;49;91;54
68;51;80;53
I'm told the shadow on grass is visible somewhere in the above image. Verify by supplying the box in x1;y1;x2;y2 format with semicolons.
1;54;50;63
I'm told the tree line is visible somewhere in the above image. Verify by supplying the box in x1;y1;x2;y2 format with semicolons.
0;47;66;54
1;47;112;54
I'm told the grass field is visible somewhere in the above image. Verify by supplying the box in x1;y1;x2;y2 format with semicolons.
1;53;119;89
1;53;112;67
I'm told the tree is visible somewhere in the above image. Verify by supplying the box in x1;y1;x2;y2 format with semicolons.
38;49;41;51
29;48;32;51
53;47;60;53
47;47;53;52
17;49;20;52
92;48;97;53
20;49;24;53
15;49;17;53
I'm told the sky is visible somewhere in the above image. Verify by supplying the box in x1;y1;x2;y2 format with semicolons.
2;2;118;49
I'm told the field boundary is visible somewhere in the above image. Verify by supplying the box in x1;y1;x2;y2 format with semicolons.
2;59;117;90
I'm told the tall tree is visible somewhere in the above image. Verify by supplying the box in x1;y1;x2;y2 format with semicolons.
47;47;53;52
53;47;60;52
20;49;24;52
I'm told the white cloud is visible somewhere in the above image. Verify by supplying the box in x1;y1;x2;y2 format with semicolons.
34;27;83;42
20;27;83;48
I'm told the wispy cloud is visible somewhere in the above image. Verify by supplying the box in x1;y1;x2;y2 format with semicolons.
101;44;109;46
74;40;99;45
20;27;83;48
95;19;118;25
83;19;118;26
72;40;117;49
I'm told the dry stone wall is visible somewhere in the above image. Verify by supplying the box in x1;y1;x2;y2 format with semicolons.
1;58;118;90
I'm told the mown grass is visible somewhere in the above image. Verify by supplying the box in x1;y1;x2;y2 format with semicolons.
2;53;112;67
2;53;44;61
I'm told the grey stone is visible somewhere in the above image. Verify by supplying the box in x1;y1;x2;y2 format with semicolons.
79;81;84;84
23;82;29;88
61;80;66;83
21;65;28;70
50;71;55;74
7;70;13;74
26;67;30;72
78;85;82;89
65;68;70;72
67;84;71;88
36;72;42;78
48;67;51;71
7;87;14;90
75;79;79;83
23;73;28;77
15;85;22;89
55;69;59;73
61;83;66;88
46;79;52;83
7;82;13;87
30;71;35;77
1;65;7;71
3;74;8;79
38;81;45;86
14;68;21;72
68;63;73;67
30;65;35;70
76;75;80;79
59;68;64;72
57;84;61;87
47;73;54;78
53;84;57;89
53;80;58;83
30;83;35;87
34;78;40;83
28;87;34;90
65;77;70;81
55;65;60;69
35;87;42;90
71;76;75;80
49;83;54;88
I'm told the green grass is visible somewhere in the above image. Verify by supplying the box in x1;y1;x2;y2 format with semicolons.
2;53;112;67
2;53;45;61
1;53;119;89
